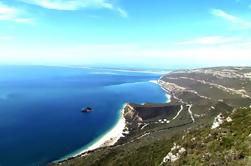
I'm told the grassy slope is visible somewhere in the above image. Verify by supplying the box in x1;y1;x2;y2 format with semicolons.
170;107;251;166
57;108;251;166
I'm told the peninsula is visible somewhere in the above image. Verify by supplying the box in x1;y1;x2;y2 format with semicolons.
53;66;251;166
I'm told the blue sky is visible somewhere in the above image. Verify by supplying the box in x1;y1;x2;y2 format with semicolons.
0;0;251;68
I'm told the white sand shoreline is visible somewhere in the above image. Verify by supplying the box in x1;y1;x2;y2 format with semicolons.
149;79;171;103
55;104;127;163
78;105;126;155
74;79;170;157
56;78;170;163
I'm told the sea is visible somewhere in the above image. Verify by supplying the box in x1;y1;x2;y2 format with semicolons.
0;65;168;166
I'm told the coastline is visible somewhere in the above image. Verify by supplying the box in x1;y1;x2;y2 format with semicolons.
78;79;170;156
149;79;171;103
157;78;172;103
78;104;127;154
51;67;251;166
55;104;127;163
55;79;169;164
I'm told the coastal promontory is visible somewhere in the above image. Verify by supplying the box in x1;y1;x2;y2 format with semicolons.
53;66;251;166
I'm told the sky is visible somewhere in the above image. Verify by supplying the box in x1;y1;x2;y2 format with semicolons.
0;0;251;69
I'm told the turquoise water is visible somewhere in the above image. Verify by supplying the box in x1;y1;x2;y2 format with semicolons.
0;66;167;166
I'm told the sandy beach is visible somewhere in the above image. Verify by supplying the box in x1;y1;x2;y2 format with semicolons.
82;107;126;154
76;80;169;156
56;80;169;163
149;80;171;103
149;80;159;84
54;105;127;163
69;104;127;158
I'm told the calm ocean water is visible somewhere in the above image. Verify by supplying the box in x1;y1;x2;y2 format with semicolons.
0;66;168;166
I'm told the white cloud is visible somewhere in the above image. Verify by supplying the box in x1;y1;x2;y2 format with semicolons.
211;9;251;29
177;36;240;45
20;0;128;17
0;2;32;23
1;41;251;68
116;7;127;18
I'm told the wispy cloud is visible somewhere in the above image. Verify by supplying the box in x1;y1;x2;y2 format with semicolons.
116;7;128;18
177;36;240;45
211;9;251;29
2;42;251;67
0;2;32;23
20;0;128;17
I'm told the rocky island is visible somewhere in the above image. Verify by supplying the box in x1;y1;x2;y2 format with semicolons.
53;67;251;166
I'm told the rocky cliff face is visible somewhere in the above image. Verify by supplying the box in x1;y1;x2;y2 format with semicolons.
121;103;182;138
123;103;143;123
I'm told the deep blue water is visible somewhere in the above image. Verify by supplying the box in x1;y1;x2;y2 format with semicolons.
0;66;167;166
